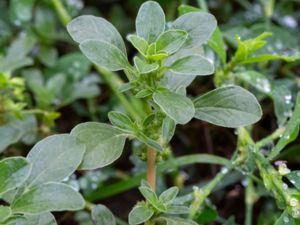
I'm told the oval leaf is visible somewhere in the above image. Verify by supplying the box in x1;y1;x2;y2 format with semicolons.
0;206;11;222
0;157;31;195
153;91;195;124
92;204;116;225
156;29;188;55
169;55;214;76
26;134;85;187
194;86;262;128
67;15;126;54
129;205;154;225
173;12;217;48
11;182;84;214
70;122;127;170
136;1;165;43
79;40;130;71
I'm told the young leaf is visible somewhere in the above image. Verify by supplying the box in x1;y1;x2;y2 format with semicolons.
268;92;300;160
286;171;300;191
159;186;179;204
79;40;130;71
139;186;159;206
108;111;135;132
11;182;84;214
194;86;262;128
92;204;116;225
67;15;126;54
71;122;127;170
173;12;217;48
153;90;195;124
0;157;31;195
156;30;188;55
208;27;227;65
127;35;148;56
169;55;214;76
136;133;163;152
136;1;165;43
162;117;176;145
128;205;154;225
134;56;159;74
26;134;85;187
0;206;11;222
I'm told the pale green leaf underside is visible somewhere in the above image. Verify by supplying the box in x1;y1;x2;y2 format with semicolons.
170;55;214;76
79;40;130;71
136;1;165;43
194;85;262;128
16;213;57;225
11;182;84;214
71;122;127;170
127;35;148;56
67;15;126;54
134;56;159;74
0;157;31;195
129;205;154;225
26;134;85;187
173;12;217;48
92;204;116;225
156;29;188;55
154;216;198;225
153;91;195;125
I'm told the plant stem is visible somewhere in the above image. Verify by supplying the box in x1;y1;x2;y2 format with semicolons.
147;149;157;190
51;0;71;25
244;177;254;225
255;127;285;149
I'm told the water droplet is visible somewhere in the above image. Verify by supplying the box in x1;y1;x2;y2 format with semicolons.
285;95;292;104
291;180;296;185
221;167;228;174
283;216;290;223
292;209;300;218
282;183;288;190
241;179;248;187
91;183;98;190
290;198;299;207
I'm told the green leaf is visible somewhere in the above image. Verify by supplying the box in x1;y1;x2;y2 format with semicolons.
9;0;34;24
136;133;163;152
234;71;271;94
136;1;165;43
153;90;195;124
169;55;214;76
194;85;262;128
127;35;148;56
162;117;176;145
0;157;31;195
0;206;11;222
11;182;85;214
79;40;130;71
154;216;198;225
159;187;179;204
129;205;154;225
108;111;135;132
208;27;227;65
195;204;218;224
135;89;153;99
268;92;300;160
71;122;127;170
156;30;188;55
26;134;85;187
173;12;217;48
274;210;294;225
67;15;126;53
166;205;189;214
134;56;159;74
139;186;166;212
92;204;116;225
15;213;57;225
0;115;37;152
271;83;293;126
286;171;300;191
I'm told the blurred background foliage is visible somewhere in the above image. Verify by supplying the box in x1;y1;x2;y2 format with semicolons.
0;0;299;224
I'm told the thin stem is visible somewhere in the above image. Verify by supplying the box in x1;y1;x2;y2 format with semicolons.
244;177;254;225
147;149;157;190
96;67;142;121
256;127;285;149
51;0;72;25
197;0;208;11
